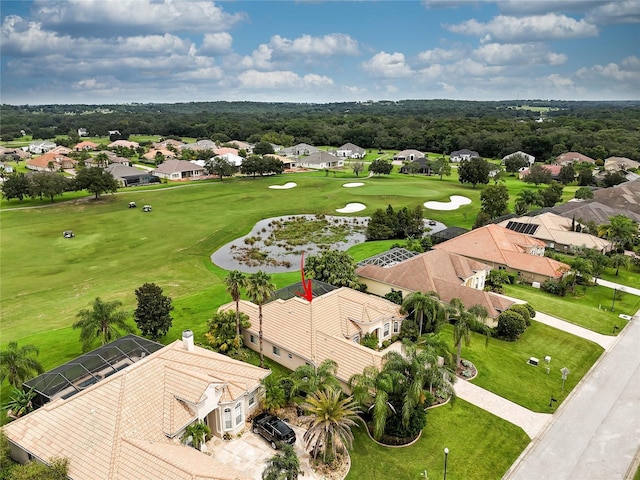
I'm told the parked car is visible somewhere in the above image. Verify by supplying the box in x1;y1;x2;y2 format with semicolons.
252;412;296;449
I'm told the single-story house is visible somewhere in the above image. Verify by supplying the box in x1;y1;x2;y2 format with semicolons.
220;284;406;388
143;148;175;162
153;139;184;149
280;143;319;157
180;139;218;151
4;332;267;480
26;152;77;172
227;140;253;152
604;157;640;172
0;162;14;174
556;152;596;165
0;147;30;162
77;128;88;137
108;140;140;149
393;149;425;163
336;143;366;159
297;151;344;169
28;141;56;154
217;152;244;167
267;154;295;169
153;159;206;180
518;164;563;180
503;151;535;166
49;146;72;155
356;248;513;326
400;157;432;174
450;149;479;162
73;141;99;151
434;224;570;284
553;200;640;226
497;212;613;253
106;164;160;187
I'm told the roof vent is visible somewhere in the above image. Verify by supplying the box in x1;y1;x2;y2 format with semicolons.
182;330;194;351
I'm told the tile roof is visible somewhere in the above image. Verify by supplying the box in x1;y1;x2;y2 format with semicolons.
556;152;595;164
108;140;140;149
553;200;640;225
604;157;640;171
3;341;268;480
434;224;570;279
154;159;205;174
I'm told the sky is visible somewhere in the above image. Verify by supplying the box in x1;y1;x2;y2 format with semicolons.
1;0;639;105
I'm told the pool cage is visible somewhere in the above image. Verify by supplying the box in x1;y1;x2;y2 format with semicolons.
24;334;164;408
270;279;339;302
356;247;418;268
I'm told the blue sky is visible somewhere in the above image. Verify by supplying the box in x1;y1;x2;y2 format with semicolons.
1;0;638;104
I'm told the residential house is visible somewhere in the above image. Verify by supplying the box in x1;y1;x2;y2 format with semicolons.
180;139;218;152
553;200;640;226
393;149;425;163
26;152;77;172
153;139;185;149
4;332;267;480
400;157;432;175
220;284;406;388
356;248;513;327
77;128;88;137
336;143;366;159
503;151;535;166
153;159;206;180
108;140;140;149
227;140;253;153
49;146;72;155
267;154;295;169
0;147;30;162
434;224;570;284
73;141;99;151
281;143;319;157
28;140;56;154
556;152;596;165
450;149;479;162
297;151;344;169
604;157;640;172
518;164;563;180
143;147;175;162
497;212;613;253
106;164;160;187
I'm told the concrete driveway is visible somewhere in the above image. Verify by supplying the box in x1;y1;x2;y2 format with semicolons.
205;424;325;479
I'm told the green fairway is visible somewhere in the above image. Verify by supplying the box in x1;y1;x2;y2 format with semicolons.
440;321;604;412
347;399;530;480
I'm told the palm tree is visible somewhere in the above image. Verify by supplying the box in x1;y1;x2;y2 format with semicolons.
225;270;247;350
72;297;133;352
262;443;302;480
598;215;638;251
0;341;44;388
261;375;287;413
290;359;340;400
609;253;630;276
301;388;360;464
571;257;593;286
246;271;276;368
401;291;442;336
448;298;472;369
4;387;36;418
348;366;398;440
181;421;211;450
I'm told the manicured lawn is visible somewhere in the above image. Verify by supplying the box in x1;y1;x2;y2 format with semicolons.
347;240;399;262
439;321;603;412
503;283;640;334
347;399;530;480
599;266;640;290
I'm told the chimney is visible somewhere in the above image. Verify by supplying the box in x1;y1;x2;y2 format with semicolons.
182;330;194;351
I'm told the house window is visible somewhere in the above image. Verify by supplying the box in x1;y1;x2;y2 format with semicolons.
383;323;390;337
224;408;232;430
393;322;399;334
353;335;360;343
250;335;256;344
248;394;255;407
288;353;293;359
272;346;280;356
235;403;242;426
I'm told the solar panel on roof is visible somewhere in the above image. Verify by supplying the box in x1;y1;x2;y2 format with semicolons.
505;221;539;235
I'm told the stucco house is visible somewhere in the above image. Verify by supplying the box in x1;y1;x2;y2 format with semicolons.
108;140;140;149
106;164;160;187
153;159;206;180
336;143;366;159
26;152;77;172
297;151;344;169
356;248;513;326
4;332;268;480
281;143;319;157
503;151;535;166
180;139;218;151
450;149;479;162
518;164;563;180
604;157;640;172
393;149;425;163
73;141;99;151
497;212;613;253
28;140;56;154
220;284;406;388
434;224;570;284
556;152;596;165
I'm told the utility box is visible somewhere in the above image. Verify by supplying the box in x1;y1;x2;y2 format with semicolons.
528;357;539;366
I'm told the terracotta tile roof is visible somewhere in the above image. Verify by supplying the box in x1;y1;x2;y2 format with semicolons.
434;224;569;279
26;152;77;170
154;159;205;174
108;140;140;149
214;147;239;156
221;287;404;383
3;341;266;480
556;152;595;164
73;141;98;150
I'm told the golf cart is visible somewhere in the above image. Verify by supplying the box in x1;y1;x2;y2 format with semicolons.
143;205;152;212
128;202;137;208
63;230;75;238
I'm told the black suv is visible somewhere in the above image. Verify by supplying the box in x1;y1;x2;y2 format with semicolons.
252;412;296;449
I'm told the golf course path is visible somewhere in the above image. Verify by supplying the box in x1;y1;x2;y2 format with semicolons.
454;380;551;439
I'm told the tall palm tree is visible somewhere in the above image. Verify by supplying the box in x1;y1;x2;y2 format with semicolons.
0;341;44;388
571;257;593;286
301;388;360;464
401;291;442;336
181;421;211;451
246;271;276;368
262;443;302;480
290;359;340;400
72;297;133;352
348;366;399;440
610;253;630;276
598;215;638;251
225;270;247;349
448;298;472;369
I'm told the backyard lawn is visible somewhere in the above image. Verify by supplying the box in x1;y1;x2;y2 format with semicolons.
347;398;530;480
503;283;640;335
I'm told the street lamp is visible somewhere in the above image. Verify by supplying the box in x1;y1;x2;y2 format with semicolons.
443;447;449;480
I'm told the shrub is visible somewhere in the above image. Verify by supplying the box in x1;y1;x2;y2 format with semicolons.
508;304;533;326
361;333;378;350
541;278;569;296
399;319;419;342
523;303;536;319
496;310;527;341
383;403;427;439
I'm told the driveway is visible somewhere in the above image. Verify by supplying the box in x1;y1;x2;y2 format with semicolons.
205;424;326;479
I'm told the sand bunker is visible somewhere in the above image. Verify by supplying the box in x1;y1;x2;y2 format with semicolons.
423;195;472;211
343;182;365;188
336;203;366;213
268;182;297;189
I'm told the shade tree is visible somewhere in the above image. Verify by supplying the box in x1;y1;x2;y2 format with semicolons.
133;283;173;339
458;157;491;188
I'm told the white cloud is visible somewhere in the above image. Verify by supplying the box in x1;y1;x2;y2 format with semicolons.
577;57;640;83
417;47;465;63
269;33;359;57
446;14;598;43
32;0;246;35
585;1;640;24
199;33;233;56
237;70;333;89
543;73;575;88
361;52;413;78
174;66;224;81
231;44;275;70
473;43;567;66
